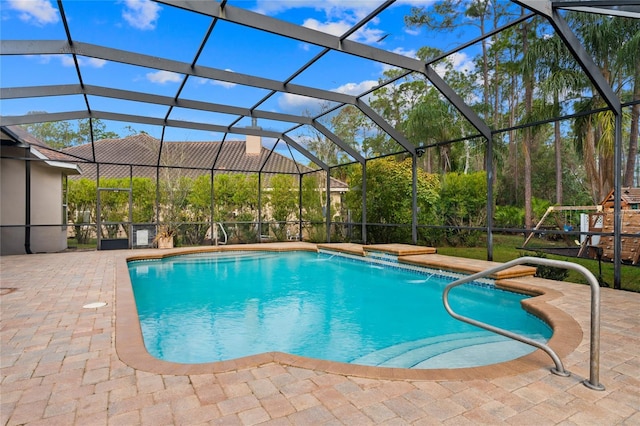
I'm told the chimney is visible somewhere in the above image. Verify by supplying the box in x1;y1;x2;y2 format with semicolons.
246;117;261;156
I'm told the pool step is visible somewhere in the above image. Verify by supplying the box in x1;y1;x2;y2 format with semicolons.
413;339;543;369
351;331;492;367
351;331;548;369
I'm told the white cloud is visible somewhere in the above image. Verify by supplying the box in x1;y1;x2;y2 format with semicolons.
59;55;107;68
254;0;381;19
8;0;58;25
352;25;386;45
448;51;475;73
302;18;350;37
432;52;475;78
379;47;417;73
59;56;75;67
122;0;161;30
394;0;438;5
278;80;378;114
404;27;421;36
147;70;181;84
85;58;108;68
333;80;378;96
210;80;237;89
37;54;106;68
393;47;417;59
278;93;325;115
255;1;388;45
303;17;387;44
193;72;237;89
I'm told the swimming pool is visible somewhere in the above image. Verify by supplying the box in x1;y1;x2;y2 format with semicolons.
128;250;552;369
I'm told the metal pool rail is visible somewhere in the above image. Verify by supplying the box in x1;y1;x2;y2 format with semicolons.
443;257;605;391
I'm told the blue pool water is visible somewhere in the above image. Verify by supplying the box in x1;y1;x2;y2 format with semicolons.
128;251;552;368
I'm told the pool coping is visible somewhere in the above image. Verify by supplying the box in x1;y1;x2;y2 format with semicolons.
115;243;583;381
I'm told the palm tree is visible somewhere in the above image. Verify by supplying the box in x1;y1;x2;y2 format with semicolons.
568;13;639;203
523;30;586;205
521;16;535;230
618;19;640;188
405;94;462;174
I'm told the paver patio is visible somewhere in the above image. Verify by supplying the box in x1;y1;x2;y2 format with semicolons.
1;247;639;425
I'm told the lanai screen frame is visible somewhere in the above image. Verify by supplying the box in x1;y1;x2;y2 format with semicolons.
1;0;636;288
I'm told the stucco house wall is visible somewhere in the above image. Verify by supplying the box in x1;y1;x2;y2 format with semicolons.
1;155;26;254
1;127;80;255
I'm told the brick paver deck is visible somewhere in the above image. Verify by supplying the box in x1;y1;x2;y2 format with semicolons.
1;246;639;425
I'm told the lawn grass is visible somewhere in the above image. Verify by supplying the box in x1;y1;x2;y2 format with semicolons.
435;234;640;293
66;238;98;250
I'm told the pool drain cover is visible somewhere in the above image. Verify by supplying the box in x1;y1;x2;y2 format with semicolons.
83;302;107;309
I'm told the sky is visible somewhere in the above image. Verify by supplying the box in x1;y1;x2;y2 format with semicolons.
0;0;491;162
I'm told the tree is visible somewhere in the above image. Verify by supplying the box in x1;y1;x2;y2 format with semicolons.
344;157;440;243
67;178;97;244
131;177;156;224
521;15;536;231
22;116;119;149
367;68;428;157
619;19;640;188
301;173;326;242
405;0;516;127
524;29;585;205
77;119;119;144
405;94;461;173
182;175;212;245
266;174;298;241
23;114;77;149
568;14;640;203
213;173;258;243
439;171;489;245
158;173;192;232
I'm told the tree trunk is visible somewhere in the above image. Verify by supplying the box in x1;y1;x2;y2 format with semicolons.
583;124;601;203
509;74;518;204
554;117;563;205
624;61;640;187
598;117;615;202
522;20;534;231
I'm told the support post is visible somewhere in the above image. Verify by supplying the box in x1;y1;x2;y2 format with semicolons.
24;148;32;254
128;165;133;249
362;161;367;244
412;154;418;245
326;169;331;243
258;172;262;243
299;174;303;241
486;135;494;261
614;113;622;289
155;167;160;227
97;164;101;250
214;169;218;245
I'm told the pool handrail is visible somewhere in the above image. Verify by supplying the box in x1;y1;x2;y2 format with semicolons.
215;222;228;245
442;256;605;391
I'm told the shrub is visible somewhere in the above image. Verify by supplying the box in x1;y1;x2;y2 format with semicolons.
438;171;488;246
494;205;524;229
530;251;569;281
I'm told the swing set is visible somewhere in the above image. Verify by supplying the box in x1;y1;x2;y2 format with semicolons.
522;205;601;249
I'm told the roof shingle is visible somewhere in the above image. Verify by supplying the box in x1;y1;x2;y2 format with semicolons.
62;134;348;189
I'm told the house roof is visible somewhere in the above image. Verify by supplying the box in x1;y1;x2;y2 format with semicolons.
1;125;81;174
601;187;640;206
62;133;349;190
622;188;640;205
